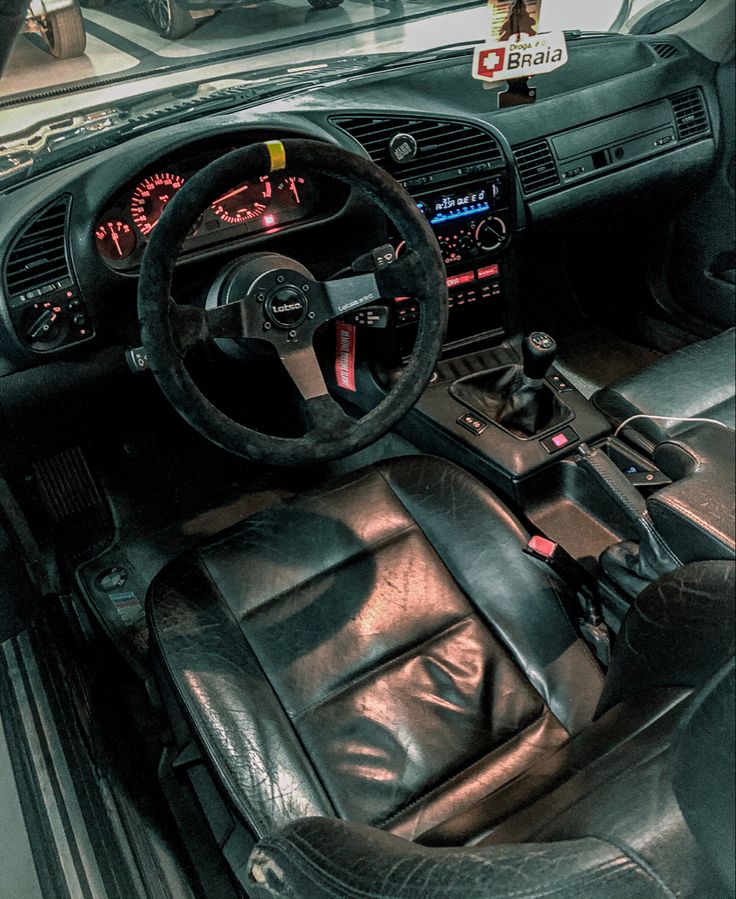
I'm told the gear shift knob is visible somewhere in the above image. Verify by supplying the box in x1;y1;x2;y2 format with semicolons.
522;332;557;381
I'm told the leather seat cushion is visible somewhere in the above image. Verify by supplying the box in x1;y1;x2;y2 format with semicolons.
148;456;604;842
593;328;735;449
247;687;726;899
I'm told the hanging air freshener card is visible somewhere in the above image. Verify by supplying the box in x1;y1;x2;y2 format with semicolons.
475;0;568;86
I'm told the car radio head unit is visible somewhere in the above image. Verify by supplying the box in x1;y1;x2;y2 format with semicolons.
415;175;509;266
391;174;511;353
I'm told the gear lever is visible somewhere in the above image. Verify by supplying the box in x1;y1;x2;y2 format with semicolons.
521;332;558;383
450;331;567;439
493;332;560;435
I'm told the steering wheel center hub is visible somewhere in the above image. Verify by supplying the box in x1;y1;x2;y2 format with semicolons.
266;285;309;329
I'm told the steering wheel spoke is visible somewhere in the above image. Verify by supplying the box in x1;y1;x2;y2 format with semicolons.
171;301;247;353
278;344;351;434
304;393;352;433
280;344;329;400
321;251;425;320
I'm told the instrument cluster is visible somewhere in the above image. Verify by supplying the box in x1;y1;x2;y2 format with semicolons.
93;154;319;270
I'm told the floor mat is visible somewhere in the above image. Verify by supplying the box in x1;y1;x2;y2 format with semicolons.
554;322;663;399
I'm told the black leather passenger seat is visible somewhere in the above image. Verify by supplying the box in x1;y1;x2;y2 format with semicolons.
594;327;735;450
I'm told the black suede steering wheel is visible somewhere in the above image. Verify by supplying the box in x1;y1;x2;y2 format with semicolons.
138;139;447;465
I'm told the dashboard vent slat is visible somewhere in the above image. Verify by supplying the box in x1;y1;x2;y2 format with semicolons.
671;88;710;142
513;139;560;196
651;41;682;60
331;115;503;181
4;197;72;297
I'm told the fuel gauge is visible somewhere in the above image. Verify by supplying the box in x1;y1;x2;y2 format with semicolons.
95;219;136;261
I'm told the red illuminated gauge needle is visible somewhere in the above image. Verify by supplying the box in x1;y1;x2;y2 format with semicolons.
214;184;251;204
111;230;123;257
288;176;301;205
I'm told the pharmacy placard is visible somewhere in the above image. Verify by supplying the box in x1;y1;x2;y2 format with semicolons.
473;31;568;83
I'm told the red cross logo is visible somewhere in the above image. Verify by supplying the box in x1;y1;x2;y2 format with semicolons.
477;47;507;78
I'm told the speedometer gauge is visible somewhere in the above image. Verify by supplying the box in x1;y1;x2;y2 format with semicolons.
131;172;185;235
211;176;272;224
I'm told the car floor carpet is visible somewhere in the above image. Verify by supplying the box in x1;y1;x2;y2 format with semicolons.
554;320;663;398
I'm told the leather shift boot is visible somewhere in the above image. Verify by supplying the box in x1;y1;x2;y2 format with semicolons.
450;365;569;439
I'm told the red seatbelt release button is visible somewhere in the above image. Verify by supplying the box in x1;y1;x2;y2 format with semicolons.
527;535;558;560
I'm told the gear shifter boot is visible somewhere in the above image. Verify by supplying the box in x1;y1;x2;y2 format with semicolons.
450;333;570;438
497;369;560;435
450;365;569;438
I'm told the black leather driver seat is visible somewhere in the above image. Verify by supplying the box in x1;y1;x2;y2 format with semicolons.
148;456;735;896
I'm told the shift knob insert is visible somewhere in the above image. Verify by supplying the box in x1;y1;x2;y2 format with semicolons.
522;332;557;381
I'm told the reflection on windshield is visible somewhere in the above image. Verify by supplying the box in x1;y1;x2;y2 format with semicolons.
0;0;697;110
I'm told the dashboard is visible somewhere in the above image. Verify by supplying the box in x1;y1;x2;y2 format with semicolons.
0;32;722;377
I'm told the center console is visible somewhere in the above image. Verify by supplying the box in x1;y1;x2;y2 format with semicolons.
391;174;511;356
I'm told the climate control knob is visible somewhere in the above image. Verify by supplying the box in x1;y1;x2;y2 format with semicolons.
475;216;508;252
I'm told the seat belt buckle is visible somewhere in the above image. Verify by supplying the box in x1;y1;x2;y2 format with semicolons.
525;535;594;593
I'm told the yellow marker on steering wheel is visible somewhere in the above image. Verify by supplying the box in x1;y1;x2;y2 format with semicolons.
264;140;287;173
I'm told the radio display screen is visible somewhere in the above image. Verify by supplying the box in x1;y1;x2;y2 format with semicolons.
419;177;505;226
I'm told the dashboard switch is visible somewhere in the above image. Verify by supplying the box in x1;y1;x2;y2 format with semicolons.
541;426;580;454
347;305;389;328
457;412;488;436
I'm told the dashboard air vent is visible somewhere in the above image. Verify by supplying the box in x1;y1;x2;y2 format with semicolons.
331;115;503;182
671;88;710;141
651;41;682;60
513;139;560;195
4;197;72;297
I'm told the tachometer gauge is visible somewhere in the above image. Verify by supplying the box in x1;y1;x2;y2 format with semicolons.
211;176;272;224
131;172;186;235
95;219;136;260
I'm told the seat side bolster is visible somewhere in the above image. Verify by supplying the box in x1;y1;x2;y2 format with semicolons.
596;561;736;719
147;557;336;838
245;819;671;899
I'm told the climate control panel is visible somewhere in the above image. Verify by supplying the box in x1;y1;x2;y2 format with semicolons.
436;214;509;265
418;175;510;266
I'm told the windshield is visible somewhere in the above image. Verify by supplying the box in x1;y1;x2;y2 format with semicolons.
0;0;706;132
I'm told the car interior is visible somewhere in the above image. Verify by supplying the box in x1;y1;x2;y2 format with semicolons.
0;2;734;897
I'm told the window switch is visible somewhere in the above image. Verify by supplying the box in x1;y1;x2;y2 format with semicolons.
457;412;488;436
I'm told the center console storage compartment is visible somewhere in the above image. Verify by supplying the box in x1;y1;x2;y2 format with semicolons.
517;442;642;569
